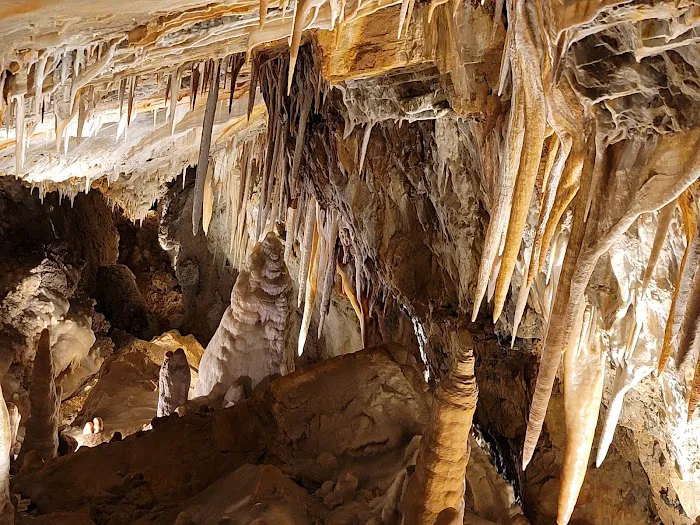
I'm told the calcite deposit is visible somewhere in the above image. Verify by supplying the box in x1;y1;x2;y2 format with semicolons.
194;232;293;399
1;0;700;523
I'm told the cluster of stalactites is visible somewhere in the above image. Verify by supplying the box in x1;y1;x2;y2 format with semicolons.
468;1;700;524
1;41;120;175
185;47;368;355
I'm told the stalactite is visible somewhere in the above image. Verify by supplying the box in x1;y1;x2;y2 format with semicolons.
260;0;269;28
471;72;524;322
524;132;700;470
291;87;313;186
69;41;116;113
358;121;374;174
675;252;700;371
164;72;171;115
33;52;48;115
659;193;699;374
202;165;215;235
427;0;449;23
401;331;478;524
640;199;676;299
190;63;200;110
398;0;412;37
492;0;547;322
318;212;339;337
337;262;363;333
127;75;138;127
76;93;86;145
535;84;586;273
529;135;566;283
689;353;700;420
510;248;532;347
228;54;244;113
14;95;25;176
559;305;605;525
298;219;320;356
169;67;182;135
248;54;260;120
118;77;126;121
193;59;221;236
288;0;326;94
284;206;296;262
298;198;317;308
522;138;593;470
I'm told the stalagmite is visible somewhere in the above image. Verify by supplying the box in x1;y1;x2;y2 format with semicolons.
298;199;317;308
0;389;13;525
193;59;221;236
298;221;320;356
558;305;605;525
19;329;61;464
401;330;478;524
194;233;293;398
158;349;191;418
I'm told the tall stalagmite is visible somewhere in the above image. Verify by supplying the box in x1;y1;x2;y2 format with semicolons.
401;329;478;524
194;233;293;398
19;329;61;464
157;349;191;417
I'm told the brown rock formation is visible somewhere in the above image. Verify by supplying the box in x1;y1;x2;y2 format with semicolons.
157;348;191;417
19;329;60;465
401;329;478;524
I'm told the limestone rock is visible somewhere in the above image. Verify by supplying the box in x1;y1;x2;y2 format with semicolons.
94;264;158;340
